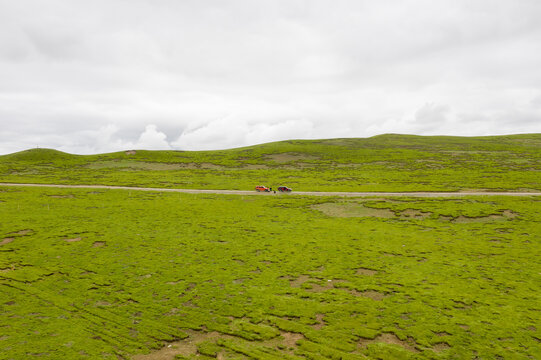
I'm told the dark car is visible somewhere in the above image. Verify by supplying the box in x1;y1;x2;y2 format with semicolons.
277;186;292;192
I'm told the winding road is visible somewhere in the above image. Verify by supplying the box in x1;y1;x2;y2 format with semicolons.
1;183;541;197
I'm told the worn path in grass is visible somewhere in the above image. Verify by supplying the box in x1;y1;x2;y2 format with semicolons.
2;182;541;197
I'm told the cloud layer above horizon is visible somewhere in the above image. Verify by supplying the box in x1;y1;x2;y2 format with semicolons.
1;0;540;154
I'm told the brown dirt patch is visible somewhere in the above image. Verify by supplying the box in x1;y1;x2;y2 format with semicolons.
242;164;270;170
357;268;377;276
290;276;346;292
263;153;319;163
359;333;418;352
65;237;81;243
305;281;336;292
48;194;74;198
282;332;304;348
312;314;325;330
10;229;32;236
400;209;432;219
95;301;111;307
125;150;137;155
452;210;517;223
92;241;106;248
132;330;225;360
348;289;386;301
502;210;518;218
1;238;14;245
312;203;395;218
289;275;311;288
86;161;224;171
453;215;502;223
435;331;451;337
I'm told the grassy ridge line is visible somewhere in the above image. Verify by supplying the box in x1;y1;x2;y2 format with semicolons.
1;182;541;196
1;134;540;192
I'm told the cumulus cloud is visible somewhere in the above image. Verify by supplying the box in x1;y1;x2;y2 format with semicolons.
54;124;171;154
0;0;540;154
172;117;315;150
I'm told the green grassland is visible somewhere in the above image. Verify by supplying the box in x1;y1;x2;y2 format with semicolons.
1;134;541;360
1;186;540;359
1;134;541;191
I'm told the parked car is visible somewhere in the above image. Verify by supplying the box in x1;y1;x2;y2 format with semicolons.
255;185;270;192
277;186;292;192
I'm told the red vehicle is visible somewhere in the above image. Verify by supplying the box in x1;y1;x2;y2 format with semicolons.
278;186;292;192
255;185;270;192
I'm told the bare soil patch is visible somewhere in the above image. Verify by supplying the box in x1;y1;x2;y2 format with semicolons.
125;150;137;155
348;289;386;301
452;210;517;223
92;241;106;248
312;314;325;330
312;203;395;218
132;330;226;360
359;333;418;352
289;275;311;288
65;237;81;243
1;238;14;245
263;153;319;163
282;331;304;348
432;342;450;352
290;275;346;292
400;209;432;219
242;164;269;170
357;268;377;276
10;229;32;236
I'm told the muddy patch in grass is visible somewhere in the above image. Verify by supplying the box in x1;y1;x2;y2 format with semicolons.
64;237;82;243
357;268;378;276
312;314;325;330
92;241;106;248
312;203;395;218
290;275;343;292
282;331;304;348
263;153;320;163
289;275;311;288
348;289;387;301
400;209;432;219
359;333;418;352
9;229;33;236
1;238;14;245
132;329;224;360
450;210;518;223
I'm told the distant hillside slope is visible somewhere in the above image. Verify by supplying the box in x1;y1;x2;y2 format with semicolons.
1;134;540;191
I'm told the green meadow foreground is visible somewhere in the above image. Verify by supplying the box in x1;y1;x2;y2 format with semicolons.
1;134;541;359
1;187;540;359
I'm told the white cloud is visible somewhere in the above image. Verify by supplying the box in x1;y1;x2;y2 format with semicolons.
55;124;171;154
0;0;540;154
135;124;172;150
172;117;315;150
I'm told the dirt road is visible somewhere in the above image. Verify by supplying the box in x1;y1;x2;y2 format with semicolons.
1;183;540;197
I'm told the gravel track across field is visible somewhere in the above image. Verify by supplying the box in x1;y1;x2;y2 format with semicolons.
1;183;541;197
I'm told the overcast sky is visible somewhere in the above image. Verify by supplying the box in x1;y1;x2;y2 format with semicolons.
0;0;540;154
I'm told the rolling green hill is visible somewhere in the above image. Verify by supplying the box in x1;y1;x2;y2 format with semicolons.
1;134;541;359
1;134;541;191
